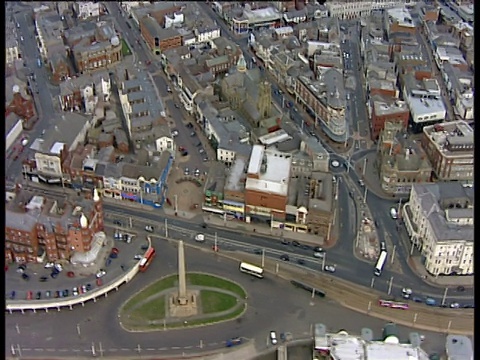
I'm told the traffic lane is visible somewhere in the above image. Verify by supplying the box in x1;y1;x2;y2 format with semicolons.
5;240;450;357
152;74;169;98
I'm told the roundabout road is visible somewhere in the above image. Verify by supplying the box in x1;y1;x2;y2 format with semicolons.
6;239;452;358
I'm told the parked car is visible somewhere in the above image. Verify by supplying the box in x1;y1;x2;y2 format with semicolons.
109;252;118;259
72;287;79;296
281;239;290;245
36;291;41;300
21;273;30;281
9;291;16;300
145;225;154;232
86;283;92;291
17;264;26;273
141;244;149;250
313;252;325;258
134;254;143;260
111;247;120;255
113;220;123;226
54;264;63;272
96;270;106;278
184;167;190;175
45;291;51;298
63;289;69;297
81;285;87;293
172;130;179;137
96;278;103;286
190;131;196;137
50;271;59;279
39;276;48;282
44;262;54;269
67;271;75;278
450;302;460;309
313;247;324;253
26;291;33;300
292;241;300;247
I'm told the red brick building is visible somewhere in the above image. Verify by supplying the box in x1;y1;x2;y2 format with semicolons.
5;189;104;264
140;16;182;55
5;90;37;130
370;95;410;140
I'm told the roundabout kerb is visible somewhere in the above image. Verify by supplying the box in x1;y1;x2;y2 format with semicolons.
118;272;248;332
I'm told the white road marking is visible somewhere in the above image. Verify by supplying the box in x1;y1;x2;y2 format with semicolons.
58;349;69;352
146;348;155;351
183;346;192;349
45;349;55;352
171;346;181;349
158;347;168;350
110;348;118;352
121;348;130;351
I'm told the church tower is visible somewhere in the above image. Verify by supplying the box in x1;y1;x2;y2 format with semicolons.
257;81;272;120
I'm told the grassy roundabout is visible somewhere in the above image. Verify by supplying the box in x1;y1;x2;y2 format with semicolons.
119;273;247;331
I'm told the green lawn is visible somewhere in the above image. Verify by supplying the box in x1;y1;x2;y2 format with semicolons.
188;273;246;299
130;296;165;320
121;39;132;56
200;290;237;314
121;275;176;313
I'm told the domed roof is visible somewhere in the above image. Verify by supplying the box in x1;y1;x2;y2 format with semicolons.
236;54;247;73
12;84;20;93
93;188;100;202
80;213;88;228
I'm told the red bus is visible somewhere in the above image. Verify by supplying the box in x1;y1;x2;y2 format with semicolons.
378;299;409;310
139;247;156;272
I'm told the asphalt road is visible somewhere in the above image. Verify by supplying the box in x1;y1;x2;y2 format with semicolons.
6;237;451;358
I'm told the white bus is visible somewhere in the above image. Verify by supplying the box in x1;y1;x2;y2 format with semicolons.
374;251;388;276
239;262;264;278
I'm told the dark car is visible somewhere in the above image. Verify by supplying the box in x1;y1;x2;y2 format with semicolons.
9;291;16;300
313;246;324;253
113;220;123;226
63;289;69;297
109;252;118;259
281;239;290;245
301;244;311;250
186;122;194;128
297;259;305;265
21;273;30;281
36;291;41;300
54;291;60;298
253;248;262;255
280;254;290;261
457;286;465;292
50;271;59;279
292;241;300;247
141;244;149;250
39;276;48;282
86;283;92;291
106;258;112;267
226;337;242;347
412;297;423;303
181;150;188;156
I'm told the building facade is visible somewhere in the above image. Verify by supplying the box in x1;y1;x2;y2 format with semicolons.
421;121;474;182
402;182;473;276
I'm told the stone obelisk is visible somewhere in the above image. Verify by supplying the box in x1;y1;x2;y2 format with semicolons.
177;240;187;305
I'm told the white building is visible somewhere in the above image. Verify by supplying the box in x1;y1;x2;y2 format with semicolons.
6;37;19;66
314;328;429;360
74;2;101;19
327;0;407;20
407;96;446;125
402;182;474;276
445;335;473;360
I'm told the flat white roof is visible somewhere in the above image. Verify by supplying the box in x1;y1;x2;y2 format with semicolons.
408;96;446;118
247;145;264;175
50;142;66;155
365;341;423;360
245;148;291;196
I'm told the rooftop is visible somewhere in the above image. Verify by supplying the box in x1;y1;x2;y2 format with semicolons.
422;120;474;155
245;145;292;196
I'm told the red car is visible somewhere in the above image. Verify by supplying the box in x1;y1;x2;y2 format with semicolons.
26;291;33;300
178;146;186;152
111;247;119;255
67;271;75;278
96;278;103;286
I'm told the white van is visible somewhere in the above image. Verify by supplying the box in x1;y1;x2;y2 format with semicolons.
195;234;205;242
390;208;398;219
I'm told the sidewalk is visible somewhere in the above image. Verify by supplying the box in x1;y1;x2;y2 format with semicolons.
203;214;337;249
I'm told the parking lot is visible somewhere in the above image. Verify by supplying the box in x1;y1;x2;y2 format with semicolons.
5;225;150;303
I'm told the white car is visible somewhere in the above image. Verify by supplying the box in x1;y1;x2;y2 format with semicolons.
44;262;54;269
402;288;412;299
195;234;205;242
145;225;154;233
324;265;336;273
72;287;79;296
390;207;398;219
134;255;143;260
270;331;278;345
313;252;325;258
54;264;63;272
450;302;460;309
172;130;179;137
96;270;106;278
331;160;340;168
